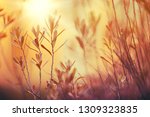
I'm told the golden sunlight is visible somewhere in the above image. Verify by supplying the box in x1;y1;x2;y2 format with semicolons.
23;0;53;24
1;0;150;100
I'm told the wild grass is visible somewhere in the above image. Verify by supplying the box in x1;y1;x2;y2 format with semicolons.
103;0;150;99
0;0;150;99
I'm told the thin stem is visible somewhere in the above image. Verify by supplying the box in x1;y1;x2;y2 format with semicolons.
20;45;38;99
50;45;54;81
124;1;143;80
21;67;30;90
21;48;32;87
38;68;42;97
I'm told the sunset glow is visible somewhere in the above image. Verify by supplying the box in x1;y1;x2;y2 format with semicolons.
0;0;150;100
23;0;53;24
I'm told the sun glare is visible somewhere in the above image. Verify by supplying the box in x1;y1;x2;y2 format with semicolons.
24;0;53;24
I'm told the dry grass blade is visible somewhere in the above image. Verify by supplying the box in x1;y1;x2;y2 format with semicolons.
0;32;6;39
76;36;84;49
56;29;65;38
67;68;76;83
26;44;39;53
13;58;19;64
55;40;67;53
100;56;112;65
0;8;3;12
41;44;52;55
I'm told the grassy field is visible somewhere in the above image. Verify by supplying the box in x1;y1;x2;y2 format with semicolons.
0;0;150;99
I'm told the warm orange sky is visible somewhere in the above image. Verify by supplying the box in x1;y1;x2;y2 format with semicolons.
0;0;126;86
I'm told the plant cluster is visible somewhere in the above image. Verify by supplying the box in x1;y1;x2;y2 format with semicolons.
0;0;150;99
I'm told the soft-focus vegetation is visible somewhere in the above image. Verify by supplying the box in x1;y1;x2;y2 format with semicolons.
0;0;150;99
